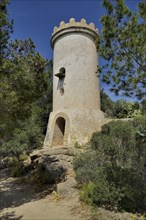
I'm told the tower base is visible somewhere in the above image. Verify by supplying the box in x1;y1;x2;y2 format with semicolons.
43;109;107;148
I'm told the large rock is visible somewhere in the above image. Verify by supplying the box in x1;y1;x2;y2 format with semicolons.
38;155;67;183
57;176;78;198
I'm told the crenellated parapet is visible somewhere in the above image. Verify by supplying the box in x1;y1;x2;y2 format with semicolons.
51;18;99;47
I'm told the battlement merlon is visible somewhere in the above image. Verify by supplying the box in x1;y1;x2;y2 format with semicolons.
51;18;99;48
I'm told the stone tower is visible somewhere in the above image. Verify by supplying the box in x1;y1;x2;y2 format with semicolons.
44;18;105;148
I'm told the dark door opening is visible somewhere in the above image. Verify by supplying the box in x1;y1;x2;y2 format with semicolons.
52;117;66;146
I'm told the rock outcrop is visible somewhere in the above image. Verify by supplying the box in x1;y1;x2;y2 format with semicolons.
28;146;82;198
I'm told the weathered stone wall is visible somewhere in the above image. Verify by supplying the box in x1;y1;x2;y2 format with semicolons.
44;108;107;147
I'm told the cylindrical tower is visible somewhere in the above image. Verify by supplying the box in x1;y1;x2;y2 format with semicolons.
52;18;101;111
44;18;105;148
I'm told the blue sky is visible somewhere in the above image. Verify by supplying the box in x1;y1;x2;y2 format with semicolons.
8;0;140;101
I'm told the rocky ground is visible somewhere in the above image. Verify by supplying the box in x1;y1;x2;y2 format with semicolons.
0;146;91;220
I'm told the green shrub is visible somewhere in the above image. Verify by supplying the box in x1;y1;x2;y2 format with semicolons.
11;163;26;177
74;150;100;185
100;90;142;119
74;142;81;148
7;156;18;167
80;182;97;205
19;154;29;161
74;117;146;213
112;100;141;118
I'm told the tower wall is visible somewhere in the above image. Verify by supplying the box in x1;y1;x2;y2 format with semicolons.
44;18;105;148
53;33;101;111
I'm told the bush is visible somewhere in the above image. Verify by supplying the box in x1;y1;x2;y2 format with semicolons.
19;154;29;161
7;156;18;167
74;117;146;213
11;163;26;177
100;90;142;118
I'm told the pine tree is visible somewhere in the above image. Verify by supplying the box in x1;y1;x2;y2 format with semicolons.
99;0;146;100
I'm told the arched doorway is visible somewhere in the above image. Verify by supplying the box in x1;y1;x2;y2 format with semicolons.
52;117;66;146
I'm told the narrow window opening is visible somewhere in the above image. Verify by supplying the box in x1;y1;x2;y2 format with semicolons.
55;67;65;95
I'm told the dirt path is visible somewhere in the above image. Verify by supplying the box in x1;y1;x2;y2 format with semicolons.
0;169;90;220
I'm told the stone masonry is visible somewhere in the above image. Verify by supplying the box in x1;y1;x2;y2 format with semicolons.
44;18;107;148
